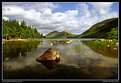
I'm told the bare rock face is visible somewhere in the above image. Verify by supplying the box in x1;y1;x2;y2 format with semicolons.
36;48;60;70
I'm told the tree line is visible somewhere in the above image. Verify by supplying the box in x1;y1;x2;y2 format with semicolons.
108;27;118;39
2;19;43;40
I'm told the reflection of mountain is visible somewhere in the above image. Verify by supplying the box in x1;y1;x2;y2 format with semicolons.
48;40;73;46
3;39;118;79
3;41;40;61
73;44;82;53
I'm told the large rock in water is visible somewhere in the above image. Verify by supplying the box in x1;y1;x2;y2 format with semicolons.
36;48;60;70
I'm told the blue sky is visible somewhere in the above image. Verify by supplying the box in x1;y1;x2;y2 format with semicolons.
53;2;118;15
53;2;78;12
55;2;118;11
2;2;119;35
111;3;119;11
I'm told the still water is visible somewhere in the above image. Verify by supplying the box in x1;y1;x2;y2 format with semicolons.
3;39;118;79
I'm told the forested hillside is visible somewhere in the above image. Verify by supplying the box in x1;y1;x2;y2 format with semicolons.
78;18;118;39
2;19;43;40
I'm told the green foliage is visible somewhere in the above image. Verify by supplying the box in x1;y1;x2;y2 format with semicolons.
2;19;43;39
83;39;118;58
45;31;77;38
108;28;118;39
3;41;40;60
46;31;59;38
46;18;118;39
73;44;82;53
78;18;118;38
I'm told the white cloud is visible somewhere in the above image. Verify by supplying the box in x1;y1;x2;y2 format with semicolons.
76;2;92;18
76;2;118;31
2;16;9;21
89;2;114;15
52;12;66;23
65;10;78;16
2;2;119;35
2;2;59;11
90;2;113;10
2;5;24;16
23;9;41;21
90;2;118;22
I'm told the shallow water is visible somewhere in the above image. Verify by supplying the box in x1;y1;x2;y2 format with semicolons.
2;39;118;79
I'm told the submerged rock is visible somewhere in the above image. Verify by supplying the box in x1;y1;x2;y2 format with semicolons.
36;48;60;70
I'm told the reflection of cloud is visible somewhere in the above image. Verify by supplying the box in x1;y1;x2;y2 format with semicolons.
96;56;118;67
4;61;25;70
56;41;118;68
3;50;42;70
3;40;118;73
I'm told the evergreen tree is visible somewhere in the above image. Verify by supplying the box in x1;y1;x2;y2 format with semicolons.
2;19;43;39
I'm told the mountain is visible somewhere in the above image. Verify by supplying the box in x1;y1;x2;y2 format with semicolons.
45;18;118;39
45;30;77;38
45;31;59;38
63;30;71;34
78;18;118;38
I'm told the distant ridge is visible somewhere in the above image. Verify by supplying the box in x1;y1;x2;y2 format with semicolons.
78;18;118;38
45;18;118;39
45;30;76;38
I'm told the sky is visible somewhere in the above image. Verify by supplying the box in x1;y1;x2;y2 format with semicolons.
2;2;119;35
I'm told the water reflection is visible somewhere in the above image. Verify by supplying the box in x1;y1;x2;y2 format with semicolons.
48;40;73;46
3;41;41;61
83;39;118;58
3;39;118;79
38;60;60;70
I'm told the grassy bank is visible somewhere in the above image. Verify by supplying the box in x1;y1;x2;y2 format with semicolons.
2;38;43;45
2;38;43;41
83;39;118;58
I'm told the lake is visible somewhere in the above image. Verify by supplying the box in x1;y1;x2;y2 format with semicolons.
2;39;118;79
